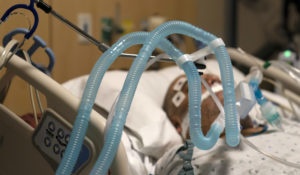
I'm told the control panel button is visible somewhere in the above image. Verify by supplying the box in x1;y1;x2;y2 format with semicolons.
57;128;64;139
48;121;55;132
53;144;60;155
44;137;51;147
65;134;70;144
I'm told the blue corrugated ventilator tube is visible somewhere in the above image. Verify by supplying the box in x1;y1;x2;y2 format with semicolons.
56;31;194;175
91;21;240;175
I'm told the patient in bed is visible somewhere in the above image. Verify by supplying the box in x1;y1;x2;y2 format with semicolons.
63;64;300;175
163;73;265;140
155;73;300;175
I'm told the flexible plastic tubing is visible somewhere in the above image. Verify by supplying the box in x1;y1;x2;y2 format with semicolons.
270;61;300;85
204;80;300;170
90;37;187;175
55;32;183;175
91;21;239;175
241;134;300;169
249;80;267;106
247;67;263;84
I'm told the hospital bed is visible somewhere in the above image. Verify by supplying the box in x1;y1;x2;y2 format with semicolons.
0;46;130;175
62;56;300;175
0;42;299;175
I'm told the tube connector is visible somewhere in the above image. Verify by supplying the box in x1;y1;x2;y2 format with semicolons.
176;54;192;68
260;101;282;128
176;38;225;68
245;66;263;85
190;38;225;62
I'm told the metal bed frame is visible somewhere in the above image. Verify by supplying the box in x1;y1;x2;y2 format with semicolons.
0;46;130;175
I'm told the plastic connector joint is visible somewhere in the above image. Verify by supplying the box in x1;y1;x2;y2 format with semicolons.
190;38;225;62
176;54;192;68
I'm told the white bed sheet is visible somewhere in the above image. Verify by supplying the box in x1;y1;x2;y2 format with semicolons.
62;59;299;175
155;118;300;175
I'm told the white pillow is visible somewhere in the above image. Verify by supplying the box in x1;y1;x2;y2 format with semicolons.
62;68;183;159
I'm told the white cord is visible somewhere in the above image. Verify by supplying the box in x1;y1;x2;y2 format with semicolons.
200;76;224;116
35;89;44;113
145;53;169;70
22;50;43;126
241;134;300;169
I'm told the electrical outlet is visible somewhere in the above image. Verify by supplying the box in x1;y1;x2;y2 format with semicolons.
78;13;92;43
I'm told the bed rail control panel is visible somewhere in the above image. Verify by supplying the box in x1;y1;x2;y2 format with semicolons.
33;108;94;174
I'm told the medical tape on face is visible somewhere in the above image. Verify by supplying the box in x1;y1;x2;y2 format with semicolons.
172;76;187;107
180;83;223;140
173;77;187;91
172;90;186;107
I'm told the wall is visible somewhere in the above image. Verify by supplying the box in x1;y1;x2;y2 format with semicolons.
0;0;216;115
50;0;222;83
0;0;281;115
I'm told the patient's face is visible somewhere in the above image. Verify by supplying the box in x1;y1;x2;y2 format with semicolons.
163;74;256;139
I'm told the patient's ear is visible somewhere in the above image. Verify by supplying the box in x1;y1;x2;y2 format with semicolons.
170;115;182;134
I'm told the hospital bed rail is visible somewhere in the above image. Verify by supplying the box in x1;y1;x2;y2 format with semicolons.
227;48;300;106
0;46;130;175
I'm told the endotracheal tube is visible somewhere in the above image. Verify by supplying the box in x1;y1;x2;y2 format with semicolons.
205;75;300;170
56;31;184;175
247;66;282;129
91;21;239;175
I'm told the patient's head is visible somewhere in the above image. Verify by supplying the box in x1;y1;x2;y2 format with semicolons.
163;74;260;140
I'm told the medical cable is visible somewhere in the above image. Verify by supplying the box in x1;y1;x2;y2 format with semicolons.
22;50;44;122
35;89;44;113
268;60;300;85
239;49;299;120
241;134;300;169
0;10;44;114
56;32;184;175
0;40;42;126
91;21;238;175
201;76;225;116
262;77;300;120
22;50;39;125
204;74;300;169
145;53;170;70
